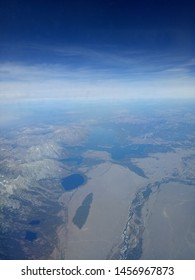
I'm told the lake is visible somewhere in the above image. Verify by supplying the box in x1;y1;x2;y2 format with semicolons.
72;193;93;229
25;231;37;242
61;173;86;191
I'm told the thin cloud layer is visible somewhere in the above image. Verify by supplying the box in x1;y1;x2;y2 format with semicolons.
0;46;195;100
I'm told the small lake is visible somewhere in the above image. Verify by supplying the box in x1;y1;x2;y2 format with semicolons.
28;220;40;225
61;173;86;191
25;231;37;242
72;193;93;229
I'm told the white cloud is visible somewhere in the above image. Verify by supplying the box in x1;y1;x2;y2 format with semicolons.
0;51;195;101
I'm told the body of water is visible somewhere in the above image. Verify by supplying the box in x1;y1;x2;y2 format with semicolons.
25;231;37;242
29;220;40;225
61;173;86;191
72;193;93;229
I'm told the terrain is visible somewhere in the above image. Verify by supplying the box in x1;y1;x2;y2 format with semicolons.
0;99;194;259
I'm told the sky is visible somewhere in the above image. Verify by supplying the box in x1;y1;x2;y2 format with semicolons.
0;0;195;100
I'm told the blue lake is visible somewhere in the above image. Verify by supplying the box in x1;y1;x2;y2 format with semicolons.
29;220;40;225
61;173;86;191
25;231;37;242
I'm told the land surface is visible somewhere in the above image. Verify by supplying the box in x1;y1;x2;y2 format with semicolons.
0;100;194;259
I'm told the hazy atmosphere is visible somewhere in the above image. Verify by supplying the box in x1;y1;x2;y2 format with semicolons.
0;0;195;100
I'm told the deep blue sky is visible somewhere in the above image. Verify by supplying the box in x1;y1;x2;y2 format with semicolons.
0;0;195;100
